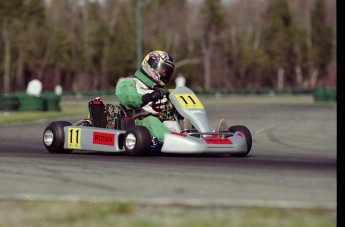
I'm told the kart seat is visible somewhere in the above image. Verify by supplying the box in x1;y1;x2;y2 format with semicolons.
88;99;107;128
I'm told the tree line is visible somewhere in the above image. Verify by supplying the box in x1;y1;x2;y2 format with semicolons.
0;0;335;93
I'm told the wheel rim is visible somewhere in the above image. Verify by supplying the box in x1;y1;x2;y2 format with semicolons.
43;130;54;146
125;133;136;150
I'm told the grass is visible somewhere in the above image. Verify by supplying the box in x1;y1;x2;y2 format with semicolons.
0;200;336;227
0;98;105;126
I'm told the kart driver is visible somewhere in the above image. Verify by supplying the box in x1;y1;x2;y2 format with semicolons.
115;50;175;142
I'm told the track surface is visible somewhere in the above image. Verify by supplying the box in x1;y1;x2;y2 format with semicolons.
0;101;336;208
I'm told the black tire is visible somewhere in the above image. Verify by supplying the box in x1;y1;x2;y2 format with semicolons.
228;125;252;157
124;125;152;156
43;121;73;153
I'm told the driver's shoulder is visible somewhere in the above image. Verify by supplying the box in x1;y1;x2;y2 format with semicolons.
116;77;136;87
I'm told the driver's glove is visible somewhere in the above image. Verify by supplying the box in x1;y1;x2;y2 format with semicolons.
142;90;164;104
158;88;169;96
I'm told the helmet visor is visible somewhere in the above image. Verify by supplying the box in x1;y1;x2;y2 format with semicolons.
155;61;174;84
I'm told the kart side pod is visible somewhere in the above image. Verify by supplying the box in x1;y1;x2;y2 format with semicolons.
161;131;249;155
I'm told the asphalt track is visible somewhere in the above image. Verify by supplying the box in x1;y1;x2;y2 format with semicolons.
0;98;337;209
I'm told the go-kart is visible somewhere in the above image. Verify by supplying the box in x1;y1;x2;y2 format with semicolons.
43;86;252;156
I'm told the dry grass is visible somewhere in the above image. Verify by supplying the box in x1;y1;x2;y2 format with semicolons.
0;200;336;227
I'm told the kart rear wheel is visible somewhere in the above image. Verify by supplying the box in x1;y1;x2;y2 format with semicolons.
43;121;73;154
124;125;152;156
228;125;252;157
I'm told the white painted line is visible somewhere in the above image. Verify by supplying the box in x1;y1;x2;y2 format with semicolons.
255;129;264;134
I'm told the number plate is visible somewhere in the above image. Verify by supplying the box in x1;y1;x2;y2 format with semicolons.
68;128;81;149
174;94;204;109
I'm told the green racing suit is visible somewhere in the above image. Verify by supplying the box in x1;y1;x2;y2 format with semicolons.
114;71;171;142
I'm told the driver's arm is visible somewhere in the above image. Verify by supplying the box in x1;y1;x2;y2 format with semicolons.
115;78;146;109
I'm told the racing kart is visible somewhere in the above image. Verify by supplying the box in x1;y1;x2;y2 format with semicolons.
43;86;252;156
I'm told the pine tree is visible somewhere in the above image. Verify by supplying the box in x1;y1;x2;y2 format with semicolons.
0;0;24;92
309;0;333;87
261;0;297;88
200;0;226;90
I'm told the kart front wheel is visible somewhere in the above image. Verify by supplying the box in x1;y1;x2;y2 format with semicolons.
43;121;72;154
124;126;152;156
228;125;252;157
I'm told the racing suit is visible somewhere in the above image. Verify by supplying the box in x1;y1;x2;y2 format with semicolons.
115;71;171;142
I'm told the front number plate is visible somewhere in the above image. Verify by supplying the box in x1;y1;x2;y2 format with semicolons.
174;94;204;109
